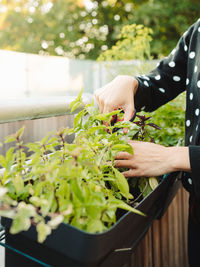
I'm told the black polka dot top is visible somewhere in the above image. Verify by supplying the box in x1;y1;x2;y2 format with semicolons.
135;18;200;197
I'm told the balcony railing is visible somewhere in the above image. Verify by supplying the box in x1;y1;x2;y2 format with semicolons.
0;94;93;124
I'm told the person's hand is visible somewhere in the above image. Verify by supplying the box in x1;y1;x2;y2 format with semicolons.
94;75;139;122
115;141;191;177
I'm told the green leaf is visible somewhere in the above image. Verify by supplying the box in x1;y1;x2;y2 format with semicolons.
5;147;15;171
112;144;133;154
71;101;82;113
48;215;64;229
85;196;105;220
71;178;85;203
70;89;83;112
73;110;85;128
102;209;116;223
50;198;58;213
86;125;106;134
149;177;159;190
110;198;146;216
10;202;36;234
15;126;25;139
26;142;41;152
0;155;6;168
113;168;132;199
112;121;132;129
4;135;16;143
94;110;120;122
86;219;105;232
138;178;153;198
13;174;24;195
0;187;8;198
36;221;51;243
40;133;51;145
41;189;54;216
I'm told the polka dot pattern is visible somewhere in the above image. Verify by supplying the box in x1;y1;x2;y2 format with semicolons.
144;81;149;87
155;75;161;80
186;78;189;85
184;45;188;52
194;65;198;73
189;93;193;100
173;76;181;82
195;109;199;116
189;51;195;59
142;75;150;81
159;88;165;93
169;61;175;67
186;120;191;127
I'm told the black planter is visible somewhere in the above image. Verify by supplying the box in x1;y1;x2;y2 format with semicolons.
2;172;181;267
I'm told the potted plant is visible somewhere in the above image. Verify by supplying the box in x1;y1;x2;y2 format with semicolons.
0;92;181;267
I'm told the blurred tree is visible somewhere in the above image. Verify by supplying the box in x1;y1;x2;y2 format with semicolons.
0;0;85;57
0;0;136;59
98;24;152;61
131;0;200;57
0;0;199;59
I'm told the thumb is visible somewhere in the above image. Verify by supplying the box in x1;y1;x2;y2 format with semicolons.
123;104;135;122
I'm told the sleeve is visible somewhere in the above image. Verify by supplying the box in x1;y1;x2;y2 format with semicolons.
189;146;200;197
134;22;196;112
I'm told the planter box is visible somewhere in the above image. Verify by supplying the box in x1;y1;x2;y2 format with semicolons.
2;172;181;267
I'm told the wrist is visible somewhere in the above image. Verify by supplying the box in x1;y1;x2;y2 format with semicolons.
115;75;139;95
166;146;191;172
132;77;139;95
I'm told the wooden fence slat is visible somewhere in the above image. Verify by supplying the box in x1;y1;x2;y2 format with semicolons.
132;187;189;267
152;220;162;267
160;211;169;267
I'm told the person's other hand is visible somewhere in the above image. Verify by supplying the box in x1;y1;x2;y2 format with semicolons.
94;75;139;122
115;141;191;177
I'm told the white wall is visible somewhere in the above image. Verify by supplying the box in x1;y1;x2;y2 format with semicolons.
0;50;92;99
0;50;158;100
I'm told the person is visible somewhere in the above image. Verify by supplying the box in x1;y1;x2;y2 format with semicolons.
94;18;200;267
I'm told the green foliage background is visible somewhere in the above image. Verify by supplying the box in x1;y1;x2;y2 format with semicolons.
132;93;185;149
148;93;185;147
0;0;199;59
98;24;152;61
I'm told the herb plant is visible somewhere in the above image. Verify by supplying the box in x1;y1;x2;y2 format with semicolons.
0;92;161;243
